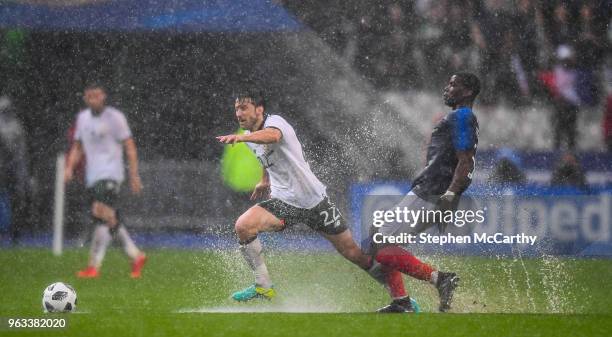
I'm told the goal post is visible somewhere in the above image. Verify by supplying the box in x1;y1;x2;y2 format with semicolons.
52;153;65;256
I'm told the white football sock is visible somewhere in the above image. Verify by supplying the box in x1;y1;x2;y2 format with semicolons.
117;226;141;260
90;225;112;268
239;237;272;288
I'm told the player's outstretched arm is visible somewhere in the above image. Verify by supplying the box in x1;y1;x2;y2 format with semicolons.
124;138;142;195
216;128;282;145
64;141;83;183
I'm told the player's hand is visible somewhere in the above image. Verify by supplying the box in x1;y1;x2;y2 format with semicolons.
250;182;271;201
216;134;243;145
130;175;143;195
436;192;458;210
64;168;74;184
435;191;459;233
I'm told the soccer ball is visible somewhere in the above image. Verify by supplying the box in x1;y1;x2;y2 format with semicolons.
42;282;77;313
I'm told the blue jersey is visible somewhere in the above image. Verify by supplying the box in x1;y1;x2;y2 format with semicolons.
412;107;478;199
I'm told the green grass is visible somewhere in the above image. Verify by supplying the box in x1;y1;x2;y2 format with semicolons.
0;248;611;336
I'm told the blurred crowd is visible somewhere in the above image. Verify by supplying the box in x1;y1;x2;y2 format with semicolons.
286;0;609;100
0;1;611;240
488;147;589;190
285;0;611;150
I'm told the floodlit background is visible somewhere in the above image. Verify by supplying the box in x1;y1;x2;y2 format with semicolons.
0;0;609;247
0;2;611;330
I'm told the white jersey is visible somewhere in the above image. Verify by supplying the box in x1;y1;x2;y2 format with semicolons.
74;106;132;187
246;115;326;209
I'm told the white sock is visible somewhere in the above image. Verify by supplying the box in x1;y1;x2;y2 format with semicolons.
117;226;141;260
430;271;439;285
90;225;112;268
239;238;272;288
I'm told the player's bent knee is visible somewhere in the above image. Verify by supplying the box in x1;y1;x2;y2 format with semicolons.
234;217;257;238
91;201;117;226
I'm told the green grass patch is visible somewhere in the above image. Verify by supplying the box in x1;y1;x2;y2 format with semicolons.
0;248;610;336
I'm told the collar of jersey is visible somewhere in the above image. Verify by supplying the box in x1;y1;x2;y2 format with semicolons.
453;107;472;114
90;106;107;117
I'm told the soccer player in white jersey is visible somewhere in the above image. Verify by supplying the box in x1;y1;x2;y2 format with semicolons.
217;89;410;306
65;84;147;278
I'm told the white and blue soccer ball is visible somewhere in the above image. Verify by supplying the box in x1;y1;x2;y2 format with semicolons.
42;282;77;313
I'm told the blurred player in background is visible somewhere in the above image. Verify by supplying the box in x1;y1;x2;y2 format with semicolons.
371;72;480;313
217;89;410;309
65;83;147;279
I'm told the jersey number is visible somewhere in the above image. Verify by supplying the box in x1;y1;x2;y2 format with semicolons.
320;206;341;228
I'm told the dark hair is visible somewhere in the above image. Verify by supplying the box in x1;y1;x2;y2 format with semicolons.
84;82;106;93
234;88;266;110
454;72;480;102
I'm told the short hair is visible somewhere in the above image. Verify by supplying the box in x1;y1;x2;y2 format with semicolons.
454;72;480;102
84;82;106;93
234;88;266;110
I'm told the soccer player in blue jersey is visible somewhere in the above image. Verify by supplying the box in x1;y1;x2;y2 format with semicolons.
373;73;480;313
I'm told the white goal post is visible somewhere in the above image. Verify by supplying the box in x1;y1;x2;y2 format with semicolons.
52;153;65;256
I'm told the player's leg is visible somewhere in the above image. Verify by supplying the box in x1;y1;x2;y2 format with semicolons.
78;180;147;278
376;267;421;313
311;197;416;312
374;193;442;283
321;229;405;299
93;193;147;279
77;200;113;278
374;244;458;312
374;244;435;281
79;221;111;278
115;224;147;278
322;230;417;313
91;200;118;226
97;204;147;278
373;193;459;312
231;204;284;301
77;182;113;278
321;230;369;267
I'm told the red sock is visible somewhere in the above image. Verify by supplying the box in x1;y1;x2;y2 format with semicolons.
375;245;435;281
385;268;407;298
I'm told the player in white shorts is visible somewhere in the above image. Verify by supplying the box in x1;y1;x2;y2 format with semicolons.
65;83;147;279
216;89;411;305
